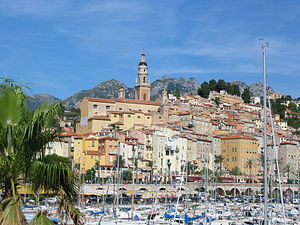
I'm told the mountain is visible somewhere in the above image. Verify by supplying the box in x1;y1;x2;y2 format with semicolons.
27;94;60;111
231;81;275;98
62;79;135;109
150;76;200;100
61;77;201;109
28;77;282;110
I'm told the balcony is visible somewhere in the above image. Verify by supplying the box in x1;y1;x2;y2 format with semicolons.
109;149;117;155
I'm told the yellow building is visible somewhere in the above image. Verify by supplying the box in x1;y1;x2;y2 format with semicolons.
221;135;260;175
73;136;118;173
76;53;163;134
209;90;243;104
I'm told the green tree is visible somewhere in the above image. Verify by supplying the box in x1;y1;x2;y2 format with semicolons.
187;162;197;175
85;168;96;183
242;88;252;103
214;155;225;174
147;160;154;184
246;159;256;200
122;170;132;182
0;78;83;224
198;82;210;98
288;102;298;112
208;79;217;91
230;167;242;176
283;164;294;183
286;118;300;130
43;153;72;168
225;83;234;95
216;79;227;92
94;160;101;183
174;89;180;98
213;97;221;106
232;84;241;96
113;155;126;169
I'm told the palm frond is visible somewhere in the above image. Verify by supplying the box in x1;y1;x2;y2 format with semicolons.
30;161;80;200
31;211;54;225
57;196;84;225
0;195;26;225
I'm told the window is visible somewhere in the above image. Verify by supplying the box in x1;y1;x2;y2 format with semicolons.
128;115;131;118
139;109;142;111
143;93;147;100
93;104;98;109
137;116;141;119
106;105;110;109
119;108;123;110
143;77;146;83
147;117;150;119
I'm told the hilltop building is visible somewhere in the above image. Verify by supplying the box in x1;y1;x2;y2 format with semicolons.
76;53;163;134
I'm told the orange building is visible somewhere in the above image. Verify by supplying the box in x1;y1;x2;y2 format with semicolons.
74;136;118;172
221;135;260;175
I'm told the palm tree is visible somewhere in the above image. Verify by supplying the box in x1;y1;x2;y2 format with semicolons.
246;159;256;198
230;167;242;176
95;160;101;184
246;159;255;180
283;164;294;183
113;155;126;182
230;167;243;198
0;79;83;224
147;160;154;184
214;155;225;175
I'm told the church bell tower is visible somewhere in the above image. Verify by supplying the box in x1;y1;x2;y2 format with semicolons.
135;53;151;101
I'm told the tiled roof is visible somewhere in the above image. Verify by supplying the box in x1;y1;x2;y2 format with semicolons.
88;116;111;121
280;141;297;145
60;132;78;137
86;97;160;106
86;150;101;156
221;135;258;141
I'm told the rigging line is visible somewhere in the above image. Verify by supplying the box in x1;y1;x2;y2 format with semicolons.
267;97;286;224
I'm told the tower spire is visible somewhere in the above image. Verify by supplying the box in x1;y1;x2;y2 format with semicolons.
135;52;151;101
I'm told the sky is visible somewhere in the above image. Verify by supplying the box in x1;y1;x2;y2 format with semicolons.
0;0;300;99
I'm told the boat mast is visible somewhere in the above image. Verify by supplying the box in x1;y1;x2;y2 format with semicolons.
262;42;269;225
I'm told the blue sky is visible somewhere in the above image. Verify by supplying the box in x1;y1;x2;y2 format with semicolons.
0;0;300;99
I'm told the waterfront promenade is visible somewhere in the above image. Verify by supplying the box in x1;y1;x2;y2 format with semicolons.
82;182;299;197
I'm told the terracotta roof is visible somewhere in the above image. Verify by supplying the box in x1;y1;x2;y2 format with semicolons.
221;135;258;141
74;136;83;139
125;136;138;140
86;97;160;106
288;111;300;115
99;137;117;140
86;138;98;141
60;132;78;137
120;141;134;145
280;141;297;145
111;121;124;125
88;116;111;121
86;150;101;156
197;138;212;143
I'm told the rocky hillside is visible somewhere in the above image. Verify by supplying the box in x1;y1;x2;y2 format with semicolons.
28;77;282;110
61;77;201;108
27;94;60;111
231;81;275;98
150;76;200;100
62;79;134;109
